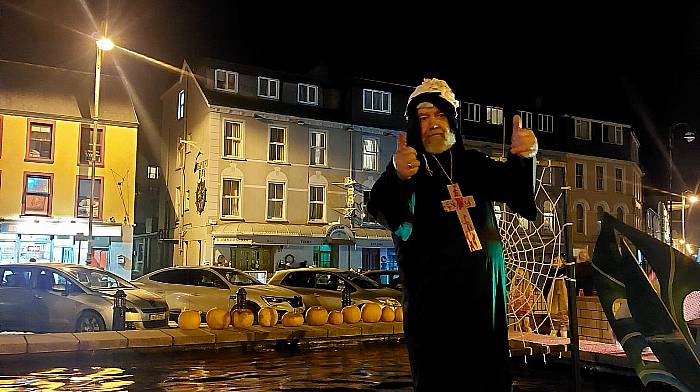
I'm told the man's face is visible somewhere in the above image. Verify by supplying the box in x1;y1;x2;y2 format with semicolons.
418;105;454;154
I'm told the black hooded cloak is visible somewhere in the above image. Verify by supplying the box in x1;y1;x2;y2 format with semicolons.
368;91;537;391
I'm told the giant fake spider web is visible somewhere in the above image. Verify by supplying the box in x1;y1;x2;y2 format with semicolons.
495;163;569;338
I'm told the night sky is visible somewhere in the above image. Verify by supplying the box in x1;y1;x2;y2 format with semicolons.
1;1;700;243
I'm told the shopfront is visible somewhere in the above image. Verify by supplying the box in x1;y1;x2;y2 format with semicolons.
0;220;134;280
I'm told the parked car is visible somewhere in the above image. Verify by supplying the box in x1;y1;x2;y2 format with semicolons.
0;263;169;333
133;266;304;322
267;268;402;311
362;269;403;290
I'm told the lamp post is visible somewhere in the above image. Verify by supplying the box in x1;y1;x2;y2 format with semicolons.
667;122;695;246
87;32;114;266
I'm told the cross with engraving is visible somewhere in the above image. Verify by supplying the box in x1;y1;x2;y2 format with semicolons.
441;183;482;252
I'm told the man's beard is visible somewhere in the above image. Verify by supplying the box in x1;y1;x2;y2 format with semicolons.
423;128;456;154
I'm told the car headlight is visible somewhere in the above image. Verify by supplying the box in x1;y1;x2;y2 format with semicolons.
261;296;290;306
376;297;400;306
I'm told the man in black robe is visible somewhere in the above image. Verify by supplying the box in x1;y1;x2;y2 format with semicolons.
368;78;538;391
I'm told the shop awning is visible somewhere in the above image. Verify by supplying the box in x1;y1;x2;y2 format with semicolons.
212;222;394;248
213;222;327;246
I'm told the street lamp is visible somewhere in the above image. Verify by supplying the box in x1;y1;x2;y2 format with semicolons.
87;32;114;266
667;122;695;246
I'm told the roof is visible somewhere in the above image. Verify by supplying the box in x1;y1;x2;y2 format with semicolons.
0;60;138;126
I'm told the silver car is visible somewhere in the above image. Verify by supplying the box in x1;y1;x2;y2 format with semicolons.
0;263;169;333
267;268;402;311
133;266;305;322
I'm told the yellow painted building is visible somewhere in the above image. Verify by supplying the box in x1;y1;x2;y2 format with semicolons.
0;60;138;279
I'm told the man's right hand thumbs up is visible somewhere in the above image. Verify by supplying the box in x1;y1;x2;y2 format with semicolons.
394;134;420;180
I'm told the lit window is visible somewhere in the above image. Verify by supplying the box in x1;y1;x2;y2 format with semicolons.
147;166;159;180
362;137;379;171
23;174;52;216
223;120;243;158
177;90;185;120
486;106;503;125
27;122;54;161
575;119;591;140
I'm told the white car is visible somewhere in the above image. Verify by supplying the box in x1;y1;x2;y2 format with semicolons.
133;266;304;322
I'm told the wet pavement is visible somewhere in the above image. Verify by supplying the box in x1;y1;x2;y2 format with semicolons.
0;342;658;391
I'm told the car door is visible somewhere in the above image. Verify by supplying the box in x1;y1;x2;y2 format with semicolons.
0;267;34;332
142;269;195;314
314;272;345;311
278;271;321;308
31;268;79;332
188;269;233;311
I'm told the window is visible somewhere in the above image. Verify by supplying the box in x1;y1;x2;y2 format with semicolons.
575;204;585;234
575;163;584;189
26;121;54;162
537;114;554;133
175;187;181;217
258;77;279;99
602;124;623;145
215;69;238;92
616;207;625;222
595;165;604;191
79;125;105;165
615;168;623;193
147;166;159;179
543;200;554;231
362;137;379;171
150;269;190;284
23;173;52;216
185;190;191;211
362;190;377;223
268;127;286;162
465;103;481;122
223;120;243;159
177;90;185;120
309;185;325;221
267;182;285;220
575;119;591;140
298;83;318;105
362;89;391;113
541;167;553;186
76;176;103;219
518;111;533;129
596;206;605;232
519;216;530;231
221;178;241;218
486;106;503;125
310;131;326;165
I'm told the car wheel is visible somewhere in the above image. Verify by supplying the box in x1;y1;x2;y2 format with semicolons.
76;311;106;332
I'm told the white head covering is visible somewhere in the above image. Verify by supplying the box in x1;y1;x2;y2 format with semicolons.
405;78;460;117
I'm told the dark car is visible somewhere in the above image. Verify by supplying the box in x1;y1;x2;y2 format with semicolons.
362;270;402;290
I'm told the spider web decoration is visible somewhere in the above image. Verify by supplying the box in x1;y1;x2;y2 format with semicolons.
496;162;569;338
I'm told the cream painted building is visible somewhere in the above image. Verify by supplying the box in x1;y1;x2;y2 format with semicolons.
159;60;404;278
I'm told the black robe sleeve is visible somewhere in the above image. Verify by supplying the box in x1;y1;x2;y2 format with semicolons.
367;160;416;233
469;150;537;221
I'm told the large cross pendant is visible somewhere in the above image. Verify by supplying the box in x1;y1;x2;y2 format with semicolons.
441;183;482;252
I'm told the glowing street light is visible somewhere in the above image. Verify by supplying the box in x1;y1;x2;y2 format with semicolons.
87;29;114;267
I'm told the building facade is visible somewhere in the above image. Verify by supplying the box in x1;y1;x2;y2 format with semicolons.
156;60;407;279
0;60;138;280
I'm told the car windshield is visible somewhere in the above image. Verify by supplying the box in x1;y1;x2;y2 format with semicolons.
213;268;262;286
337;271;381;289
63;267;134;290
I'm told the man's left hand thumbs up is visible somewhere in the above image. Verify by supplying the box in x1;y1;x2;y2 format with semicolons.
510;114;538;158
